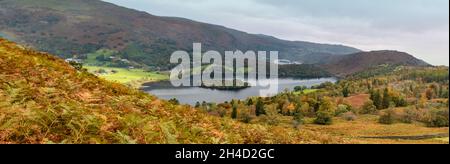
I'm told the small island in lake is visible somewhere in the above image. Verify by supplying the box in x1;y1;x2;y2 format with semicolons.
200;79;250;90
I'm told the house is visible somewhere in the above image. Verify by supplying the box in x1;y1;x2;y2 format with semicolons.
274;59;292;65
65;58;83;63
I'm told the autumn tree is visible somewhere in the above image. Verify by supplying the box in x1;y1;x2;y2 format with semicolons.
314;97;336;125
382;88;391;109
255;98;265;116
247;99;254;106
231;103;238;119
342;86;350;97
370;90;383;110
425;88;435;100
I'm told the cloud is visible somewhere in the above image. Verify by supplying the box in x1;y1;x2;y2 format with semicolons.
103;0;449;65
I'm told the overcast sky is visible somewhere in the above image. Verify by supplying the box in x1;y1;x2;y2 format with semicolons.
104;0;449;66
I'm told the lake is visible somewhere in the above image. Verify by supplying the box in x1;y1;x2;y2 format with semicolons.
141;78;336;105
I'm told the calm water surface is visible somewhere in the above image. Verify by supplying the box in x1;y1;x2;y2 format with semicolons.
142;78;336;105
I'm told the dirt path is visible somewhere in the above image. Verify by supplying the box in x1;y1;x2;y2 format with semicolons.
360;133;449;140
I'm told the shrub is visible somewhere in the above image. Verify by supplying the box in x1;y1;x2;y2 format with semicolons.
426;109;449;127
315;111;333;125
260;105;281;126
335;104;350;116
401;107;427;123
314;98;335;125
379;109;396;124
69;61;83;71
239;109;254;123
341;112;357;121
168;98;179;105
361;100;377;114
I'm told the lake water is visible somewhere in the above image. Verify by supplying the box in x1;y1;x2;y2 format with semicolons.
141;78;336;105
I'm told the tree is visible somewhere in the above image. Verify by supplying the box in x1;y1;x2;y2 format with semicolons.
231;104;238;119
425;88;435;100
195;102;201;108
397;96;407;107
292;104;304;128
168;98;179;105
255;98;265;116
314;97;335;125
418;94;427;108
342;86;350;97
371;90;383;110
96;54;106;61
292;110;304;129
300;102;312;117
382;88;391;109
438;85;444;98
247;99;254;106
294;86;307;92
69;61;83;71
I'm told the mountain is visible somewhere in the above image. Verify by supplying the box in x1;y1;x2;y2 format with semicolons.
321;50;430;77
0;0;360;70
0;38;350;144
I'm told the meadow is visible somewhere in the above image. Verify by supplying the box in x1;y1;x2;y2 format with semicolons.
84;66;169;88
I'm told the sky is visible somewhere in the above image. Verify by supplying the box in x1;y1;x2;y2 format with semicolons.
103;0;449;66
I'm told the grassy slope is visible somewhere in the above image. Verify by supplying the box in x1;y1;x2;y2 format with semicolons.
0;38;349;144
302;115;448;144
294;89;318;95
84;66;168;87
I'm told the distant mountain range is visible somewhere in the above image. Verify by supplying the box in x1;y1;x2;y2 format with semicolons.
0;0;359;68
0;0;430;75
321;50;430;76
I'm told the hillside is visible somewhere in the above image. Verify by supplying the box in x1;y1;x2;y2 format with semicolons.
1;38;448;144
321;50;430;77
0;38;350;144
0;0;360;70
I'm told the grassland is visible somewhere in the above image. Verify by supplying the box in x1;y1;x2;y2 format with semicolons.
302;115;449;144
84;66;169;88
294;89;318;95
254;115;448;144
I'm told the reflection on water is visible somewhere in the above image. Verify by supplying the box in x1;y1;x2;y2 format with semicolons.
141;78;336;105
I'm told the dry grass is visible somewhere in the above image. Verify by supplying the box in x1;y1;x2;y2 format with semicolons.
302;115;449;144
344;94;370;109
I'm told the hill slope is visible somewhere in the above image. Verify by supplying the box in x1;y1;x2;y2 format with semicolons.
321;50;430;77
0;38;349;144
0;0;360;69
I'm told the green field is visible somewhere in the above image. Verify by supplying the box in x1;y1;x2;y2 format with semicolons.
294;89;318;95
85;66;169;87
